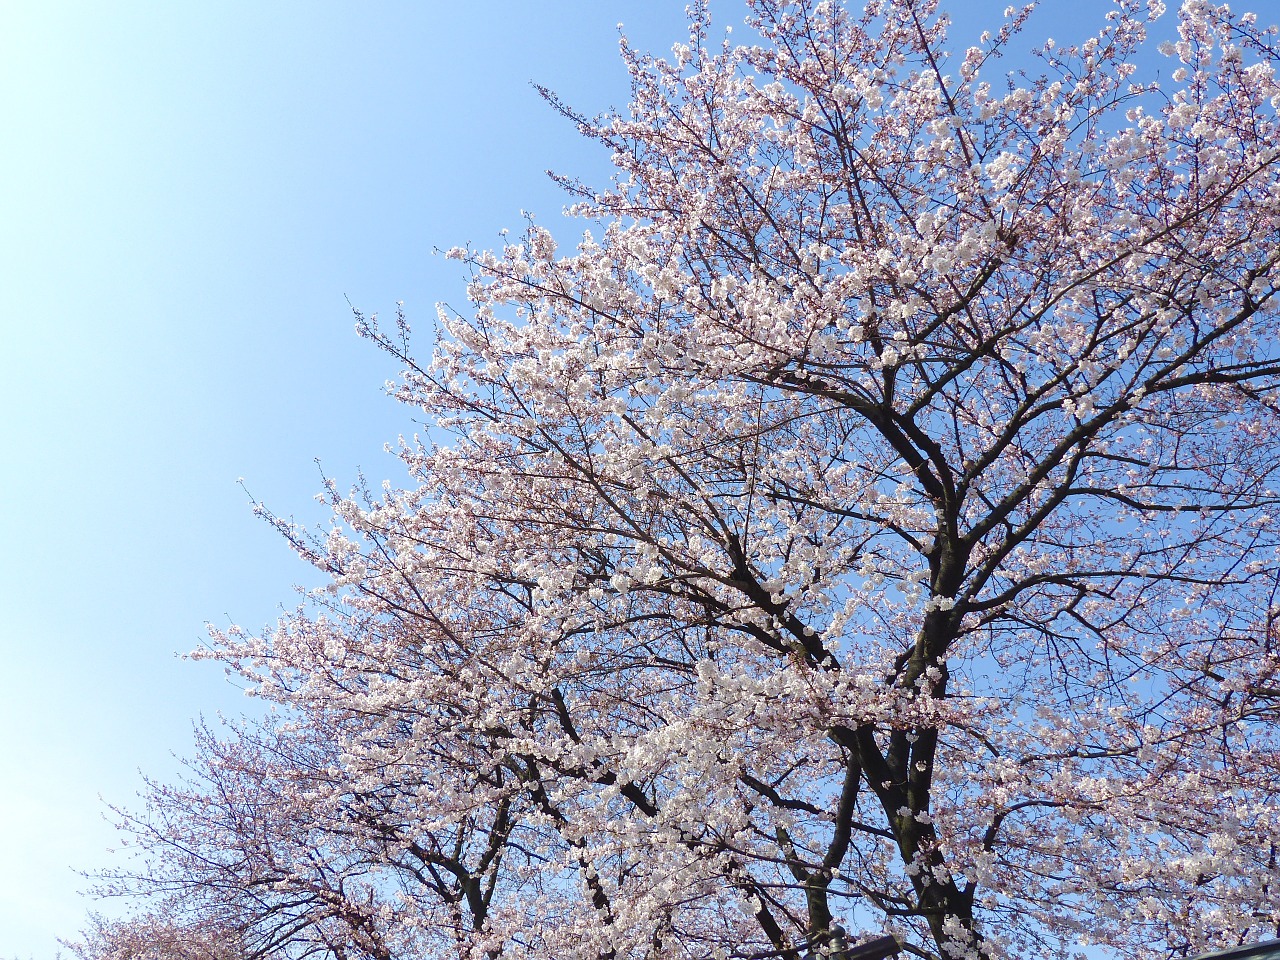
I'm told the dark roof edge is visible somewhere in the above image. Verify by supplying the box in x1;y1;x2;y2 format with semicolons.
1187;942;1280;960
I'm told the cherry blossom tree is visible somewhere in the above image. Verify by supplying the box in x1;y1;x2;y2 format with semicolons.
64;911;248;960
89;1;1280;959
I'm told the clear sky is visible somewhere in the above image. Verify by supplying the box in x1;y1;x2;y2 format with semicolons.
0;1;1126;955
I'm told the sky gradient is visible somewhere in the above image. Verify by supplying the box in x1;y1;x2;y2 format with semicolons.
0;1;1125;955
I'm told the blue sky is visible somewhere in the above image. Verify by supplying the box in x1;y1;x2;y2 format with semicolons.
0;1;1126;955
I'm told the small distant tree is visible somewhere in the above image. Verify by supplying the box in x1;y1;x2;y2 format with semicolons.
64;912;247;960
92;1;1280;959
